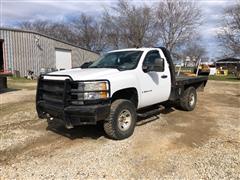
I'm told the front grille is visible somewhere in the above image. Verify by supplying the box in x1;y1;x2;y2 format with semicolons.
38;79;66;106
37;78;111;108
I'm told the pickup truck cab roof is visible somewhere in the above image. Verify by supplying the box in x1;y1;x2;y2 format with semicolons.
109;47;158;52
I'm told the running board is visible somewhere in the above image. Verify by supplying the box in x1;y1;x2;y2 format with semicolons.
137;105;164;118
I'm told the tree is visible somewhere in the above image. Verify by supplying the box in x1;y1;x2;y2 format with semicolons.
218;1;240;56
19;20;49;33
19;20;76;44
155;0;202;53
18;16;106;52
72;14;106;52
17;0;203;54
181;41;206;66
103;0;157;48
102;11;121;49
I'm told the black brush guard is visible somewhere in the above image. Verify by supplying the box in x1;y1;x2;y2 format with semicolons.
36;75;111;128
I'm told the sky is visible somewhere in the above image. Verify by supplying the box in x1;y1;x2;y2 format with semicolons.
0;0;236;59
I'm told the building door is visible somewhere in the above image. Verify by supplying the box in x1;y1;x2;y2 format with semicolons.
55;49;72;70
0;40;3;71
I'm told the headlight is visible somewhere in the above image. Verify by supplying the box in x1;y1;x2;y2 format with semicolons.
76;81;109;100
84;81;108;91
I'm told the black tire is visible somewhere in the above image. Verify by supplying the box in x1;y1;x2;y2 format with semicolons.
104;99;136;140
179;87;197;111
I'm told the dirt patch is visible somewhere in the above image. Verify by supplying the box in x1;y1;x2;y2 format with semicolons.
0;89;36;105
0;101;37;126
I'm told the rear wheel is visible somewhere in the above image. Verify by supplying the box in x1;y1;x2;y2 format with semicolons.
104;99;136;140
179;87;197;111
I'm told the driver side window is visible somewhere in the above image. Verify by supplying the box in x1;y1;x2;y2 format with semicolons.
143;51;164;72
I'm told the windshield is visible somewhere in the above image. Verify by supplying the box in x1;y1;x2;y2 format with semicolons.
89;51;143;70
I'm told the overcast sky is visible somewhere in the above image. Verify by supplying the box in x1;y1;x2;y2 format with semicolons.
0;0;236;59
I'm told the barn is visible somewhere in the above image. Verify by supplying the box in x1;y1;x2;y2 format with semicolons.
0;28;99;77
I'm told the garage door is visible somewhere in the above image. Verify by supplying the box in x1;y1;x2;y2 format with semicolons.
55;49;72;70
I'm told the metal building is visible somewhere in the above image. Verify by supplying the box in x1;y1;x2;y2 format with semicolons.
0;28;99;77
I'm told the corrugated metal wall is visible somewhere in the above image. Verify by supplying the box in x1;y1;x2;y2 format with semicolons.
0;28;99;76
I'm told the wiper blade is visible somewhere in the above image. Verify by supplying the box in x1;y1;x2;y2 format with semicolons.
87;66;98;68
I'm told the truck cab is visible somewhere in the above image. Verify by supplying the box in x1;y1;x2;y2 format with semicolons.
36;47;208;140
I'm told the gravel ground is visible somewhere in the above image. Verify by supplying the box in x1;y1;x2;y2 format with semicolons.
0;80;239;179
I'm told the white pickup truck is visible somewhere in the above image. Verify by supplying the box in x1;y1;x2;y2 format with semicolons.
36;47;208;139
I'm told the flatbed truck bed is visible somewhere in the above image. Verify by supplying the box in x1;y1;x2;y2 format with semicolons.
175;75;208;86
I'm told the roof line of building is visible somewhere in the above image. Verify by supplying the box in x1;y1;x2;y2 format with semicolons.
216;61;240;64
216;57;240;62
0;27;99;55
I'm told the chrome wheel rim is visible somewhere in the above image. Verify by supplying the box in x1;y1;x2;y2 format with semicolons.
189;93;195;107
117;109;132;131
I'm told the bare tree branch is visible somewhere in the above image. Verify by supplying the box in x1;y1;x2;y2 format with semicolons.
103;0;158;48
18;20;76;44
71;13;107;52
181;40;206;66
155;0;202;53
218;0;240;56
18;0;203;55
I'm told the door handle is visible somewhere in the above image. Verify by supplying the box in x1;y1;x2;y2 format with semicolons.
161;75;168;78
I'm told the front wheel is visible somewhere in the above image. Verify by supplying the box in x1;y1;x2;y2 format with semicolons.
104;99;136;140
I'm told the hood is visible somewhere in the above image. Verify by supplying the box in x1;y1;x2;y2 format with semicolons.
46;68;120;81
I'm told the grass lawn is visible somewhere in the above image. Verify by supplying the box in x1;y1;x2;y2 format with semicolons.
7;77;37;90
8;77;37;83
208;74;240;82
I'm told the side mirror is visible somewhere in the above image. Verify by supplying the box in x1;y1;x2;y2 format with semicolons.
143;58;164;72
81;61;93;69
153;58;164;72
142;65;150;72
